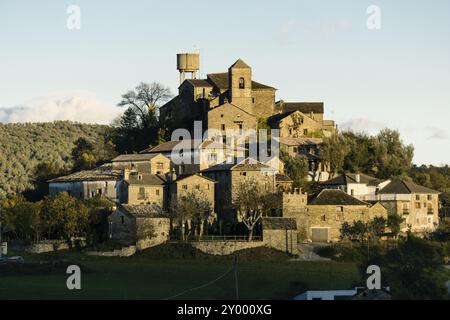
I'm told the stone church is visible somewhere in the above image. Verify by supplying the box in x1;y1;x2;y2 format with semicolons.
159;53;335;141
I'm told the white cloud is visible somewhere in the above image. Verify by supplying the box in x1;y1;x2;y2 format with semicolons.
0;92;123;124
339;118;387;134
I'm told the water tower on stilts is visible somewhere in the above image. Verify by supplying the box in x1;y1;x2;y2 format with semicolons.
177;53;200;85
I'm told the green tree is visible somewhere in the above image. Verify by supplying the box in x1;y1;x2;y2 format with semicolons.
387;213;405;240
281;151;309;189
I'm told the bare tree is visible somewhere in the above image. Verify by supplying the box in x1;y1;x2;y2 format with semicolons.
118;82;173;127
233;178;280;241
169;191;214;241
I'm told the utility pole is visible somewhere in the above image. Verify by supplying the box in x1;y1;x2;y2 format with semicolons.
233;255;239;300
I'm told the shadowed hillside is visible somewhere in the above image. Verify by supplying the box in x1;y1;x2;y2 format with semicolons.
0;121;110;198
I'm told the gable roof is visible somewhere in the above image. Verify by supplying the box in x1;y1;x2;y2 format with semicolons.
185;79;213;88
125;173;166;186
276;173;293;182
308;189;369;206
230;58;251;69
112;153;161;162
206;72;275;91
201;157;273;172
278;137;323;147
262;217;297;230
119;204;167;218
276;101;324;114
321;173;387;187
174;173;217;184
48;164;122;183
140;139;246;154
378;180;440;195
268;110;316;127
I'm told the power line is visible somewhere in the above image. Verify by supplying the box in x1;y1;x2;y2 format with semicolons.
162;264;234;300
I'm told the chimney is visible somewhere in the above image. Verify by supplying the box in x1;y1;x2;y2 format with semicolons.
355;174;361;183
124;169;130;180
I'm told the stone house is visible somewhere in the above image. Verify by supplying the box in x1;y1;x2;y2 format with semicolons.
48;164;124;202
108;204;170;250
141;139;246;175
111;153;171;176
302;189;388;243
201;158;277;220
122;171;168;209
320;173;391;200
169;173;217;211
366;180;440;232
278;137;331;182
268;110;329;139
262;217;298;255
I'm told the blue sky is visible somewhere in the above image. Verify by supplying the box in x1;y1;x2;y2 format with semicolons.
0;0;449;165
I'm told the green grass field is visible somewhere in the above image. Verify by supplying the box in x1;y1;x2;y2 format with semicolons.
0;246;362;300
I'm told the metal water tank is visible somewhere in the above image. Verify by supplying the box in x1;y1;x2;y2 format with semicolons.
177;53;200;72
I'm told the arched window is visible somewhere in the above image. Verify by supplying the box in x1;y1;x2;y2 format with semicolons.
239;77;245;89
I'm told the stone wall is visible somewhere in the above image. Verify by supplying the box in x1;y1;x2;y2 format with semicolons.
10;239;86;254
87;246;137;257
263;229;298;255
191;241;264;255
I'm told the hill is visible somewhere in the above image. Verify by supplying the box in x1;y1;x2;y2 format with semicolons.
0;121;110;198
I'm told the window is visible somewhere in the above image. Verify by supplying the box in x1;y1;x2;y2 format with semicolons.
336;206;344;212
416;195;420;201
402;203;409;215
321;215;326;222
156;189;160;196
156;162;164;169
182;185;188;190
240;172;247;176
350;189;355;196
427;195;432;201
221;124;226;131
206;184;210;190
303;129;308;136
209;153;218;162
252;97;255;103
239;77;245;89
427;203;433;215
293;147;298;153
195;185;200;190
221;114;224;118
415;202;421;209
237;123;243;134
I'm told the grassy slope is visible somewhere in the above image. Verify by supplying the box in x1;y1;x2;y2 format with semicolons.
0;247;360;300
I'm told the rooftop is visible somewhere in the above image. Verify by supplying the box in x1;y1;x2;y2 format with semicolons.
262;217;297;230
119;204;167;218
308;189;369;206
202;158;274;172
112;153;161;162
48;165;122;183
378;180;440;195
322;173;388;187
276;101;324;114
125;172;166;186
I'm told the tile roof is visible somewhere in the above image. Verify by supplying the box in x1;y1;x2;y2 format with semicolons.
141;139;246;154
206;72;275;91
174;173;217;184
262;217;297;230
120;204;167;218
125;173;166;186
276;101;324;114
229;58;251;69
201;158;273;172
278;137;323;146
112;153;160;162
276;173;293;182
321;173;386;186
48;165;122;183
185;79;213;87
308;189;369;206
378;180;440;195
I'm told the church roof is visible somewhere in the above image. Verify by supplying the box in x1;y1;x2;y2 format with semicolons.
206;72;275;91
276;101;324;114
229;58;251;69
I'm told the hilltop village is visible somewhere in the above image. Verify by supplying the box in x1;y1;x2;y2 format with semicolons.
48;53;441;254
